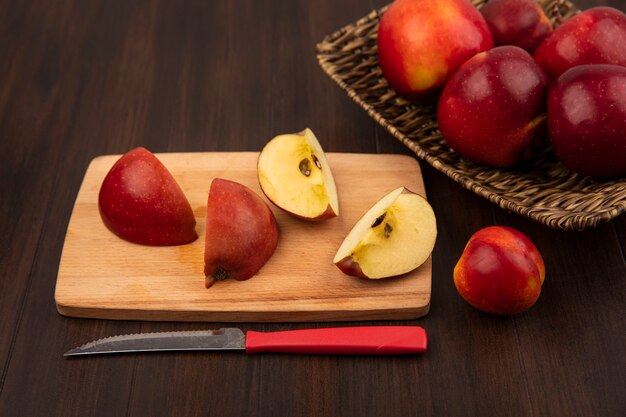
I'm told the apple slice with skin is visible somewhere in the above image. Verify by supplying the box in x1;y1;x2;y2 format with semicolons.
98;147;197;246
334;187;437;279
204;178;279;288
257;128;338;221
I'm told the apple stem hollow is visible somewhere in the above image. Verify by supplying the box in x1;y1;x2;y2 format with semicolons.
212;267;230;281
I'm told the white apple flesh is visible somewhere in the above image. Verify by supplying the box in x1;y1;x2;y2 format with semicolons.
257;128;339;221
334;187;437;279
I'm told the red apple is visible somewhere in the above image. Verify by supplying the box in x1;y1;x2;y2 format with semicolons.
480;0;552;53
547;64;626;177
98;147;197;246
534;7;626;79
204;178;279;288
377;0;493;101
437;46;550;167
454;226;545;315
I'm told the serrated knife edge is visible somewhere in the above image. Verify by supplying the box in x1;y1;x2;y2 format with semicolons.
64;328;246;356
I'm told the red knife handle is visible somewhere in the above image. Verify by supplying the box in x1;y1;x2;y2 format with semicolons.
245;326;427;355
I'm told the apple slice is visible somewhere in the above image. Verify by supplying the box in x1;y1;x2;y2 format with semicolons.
204;178;279;288
257;128;338;221
333;187;436;279
98;147;197;246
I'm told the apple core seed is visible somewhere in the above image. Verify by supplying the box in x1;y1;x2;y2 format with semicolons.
299;158;312;177
371;213;386;228
312;154;322;170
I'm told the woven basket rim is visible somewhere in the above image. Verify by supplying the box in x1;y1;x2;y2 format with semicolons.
315;0;625;231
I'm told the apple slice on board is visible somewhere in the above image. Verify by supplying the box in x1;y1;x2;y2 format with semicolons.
204;178;279;288
257;128;338;221
98;147;197;246
334;187;437;279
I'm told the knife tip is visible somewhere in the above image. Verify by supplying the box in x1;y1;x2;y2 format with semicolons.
64;348;84;357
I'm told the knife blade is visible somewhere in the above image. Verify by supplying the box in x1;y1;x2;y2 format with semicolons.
64;326;427;356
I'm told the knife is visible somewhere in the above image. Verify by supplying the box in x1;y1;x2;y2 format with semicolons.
64;326;427;356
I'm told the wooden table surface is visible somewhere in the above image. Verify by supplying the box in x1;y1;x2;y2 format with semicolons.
1;0;624;416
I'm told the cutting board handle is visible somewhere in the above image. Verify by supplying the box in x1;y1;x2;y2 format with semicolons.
245;326;427;355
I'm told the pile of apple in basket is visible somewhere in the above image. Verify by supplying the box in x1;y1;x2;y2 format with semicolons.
378;0;625;177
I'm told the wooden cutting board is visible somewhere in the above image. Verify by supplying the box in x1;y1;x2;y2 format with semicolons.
55;152;432;322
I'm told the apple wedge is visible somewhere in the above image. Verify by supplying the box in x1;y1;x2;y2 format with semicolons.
98;147;197;246
204;178;279;288
257;128;338;221
333;187;437;279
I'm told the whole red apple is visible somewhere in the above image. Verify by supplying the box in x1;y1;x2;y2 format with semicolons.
534;7;626;79
98;147;197;246
454;226;545;315
377;0;493;101
204;178;279;288
437;46;550;167
480;0;552;53
547;64;626;177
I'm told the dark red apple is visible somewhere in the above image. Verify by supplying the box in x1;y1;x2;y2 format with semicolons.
377;0;493;101
204;178;279;288
480;0;552;53
454;226;545;315
98;147;197;246
534;7;626;79
437;46;550;168
547;64;626;177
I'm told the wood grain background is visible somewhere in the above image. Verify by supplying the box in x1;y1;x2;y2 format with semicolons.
0;0;624;416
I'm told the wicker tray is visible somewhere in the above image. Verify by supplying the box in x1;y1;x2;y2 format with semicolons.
316;0;625;230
